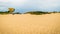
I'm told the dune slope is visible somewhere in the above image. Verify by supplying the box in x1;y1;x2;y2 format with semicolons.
0;13;60;34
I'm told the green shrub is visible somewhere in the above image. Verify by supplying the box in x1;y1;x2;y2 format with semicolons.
25;11;49;15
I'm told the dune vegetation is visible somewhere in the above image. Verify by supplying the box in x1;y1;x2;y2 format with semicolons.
0;11;60;15
24;11;50;15
24;11;60;15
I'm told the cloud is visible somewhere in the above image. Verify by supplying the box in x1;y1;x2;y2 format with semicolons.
22;0;60;11
0;0;27;11
0;0;27;7
0;0;60;12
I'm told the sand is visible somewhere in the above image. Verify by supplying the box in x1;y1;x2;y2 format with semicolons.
0;13;60;34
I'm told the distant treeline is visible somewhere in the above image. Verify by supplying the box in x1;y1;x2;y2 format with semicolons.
24;11;49;15
0;8;60;15
24;11;60;15
0;11;60;15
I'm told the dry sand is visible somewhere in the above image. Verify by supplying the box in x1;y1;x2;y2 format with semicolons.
0;13;60;34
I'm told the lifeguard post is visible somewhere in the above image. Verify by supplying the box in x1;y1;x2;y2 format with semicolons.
8;8;15;14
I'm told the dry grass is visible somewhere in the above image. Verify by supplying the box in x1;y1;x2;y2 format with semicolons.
0;13;60;34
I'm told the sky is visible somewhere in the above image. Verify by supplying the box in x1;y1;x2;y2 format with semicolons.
0;0;60;13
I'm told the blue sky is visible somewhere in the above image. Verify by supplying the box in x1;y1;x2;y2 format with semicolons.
0;0;60;13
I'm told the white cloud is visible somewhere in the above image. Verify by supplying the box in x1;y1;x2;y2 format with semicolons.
0;0;60;12
0;0;27;11
0;0;27;7
8;0;27;6
33;0;60;11
37;0;59;8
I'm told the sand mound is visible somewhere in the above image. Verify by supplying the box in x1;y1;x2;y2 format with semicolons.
0;13;60;34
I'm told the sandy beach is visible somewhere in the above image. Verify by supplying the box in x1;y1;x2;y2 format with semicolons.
0;13;60;34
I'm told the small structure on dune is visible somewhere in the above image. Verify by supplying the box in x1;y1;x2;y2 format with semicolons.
0;8;15;14
8;8;15;14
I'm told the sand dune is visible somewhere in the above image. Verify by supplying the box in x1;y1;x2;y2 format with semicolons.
0;13;60;34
